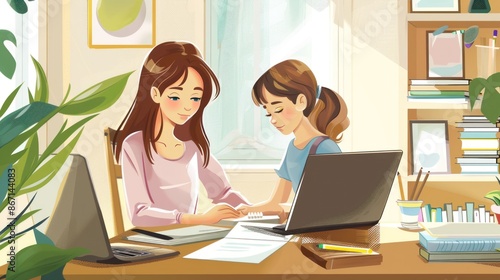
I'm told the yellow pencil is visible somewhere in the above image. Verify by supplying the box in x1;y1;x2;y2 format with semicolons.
317;243;373;254
397;172;405;201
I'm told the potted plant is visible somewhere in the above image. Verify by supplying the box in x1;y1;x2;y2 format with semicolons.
469;72;500;124
484;177;500;224
1;2;133;279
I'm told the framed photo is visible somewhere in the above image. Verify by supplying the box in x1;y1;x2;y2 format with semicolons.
410;120;450;174
427;31;464;78
88;0;156;48
411;0;460;12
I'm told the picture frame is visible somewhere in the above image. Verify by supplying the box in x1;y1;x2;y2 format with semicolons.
427;31;465;79
410;120;450;175
88;0;156;48
411;0;460;12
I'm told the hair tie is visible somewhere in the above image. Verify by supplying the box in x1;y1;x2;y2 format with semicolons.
316;85;322;99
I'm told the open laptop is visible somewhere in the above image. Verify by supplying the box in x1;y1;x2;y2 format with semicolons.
43;154;179;264
244;150;402;235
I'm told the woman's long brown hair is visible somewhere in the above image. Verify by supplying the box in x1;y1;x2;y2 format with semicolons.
114;41;220;167
251;59;349;142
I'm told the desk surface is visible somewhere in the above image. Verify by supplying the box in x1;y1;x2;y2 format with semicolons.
57;225;500;280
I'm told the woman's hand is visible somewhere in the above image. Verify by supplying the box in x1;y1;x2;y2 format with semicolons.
200;203;241;224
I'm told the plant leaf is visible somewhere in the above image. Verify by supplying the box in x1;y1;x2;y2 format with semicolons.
0;165;12;202
485;190;500;206
6;0;28;14
0;150;26;185
59;71;133;115
0;216;48;244
33;228;54;245
481;85;500;123
41;266;65;280
0;29;17;79
0;233;23;251
32;56;49;103
5;244;88;280
468;77;486;110
28;88;34;103
0;193;37;237
0;102;57;148
13;130;39;183
0;84;22;119
0;209;40;241
39;114;97;163
17;129;83;196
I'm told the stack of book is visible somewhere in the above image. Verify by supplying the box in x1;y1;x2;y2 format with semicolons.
456;115;500;174
408;79;470;103
418;223;500;262
420;202;497;223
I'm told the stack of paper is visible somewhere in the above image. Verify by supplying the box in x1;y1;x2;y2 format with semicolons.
184;222;292;263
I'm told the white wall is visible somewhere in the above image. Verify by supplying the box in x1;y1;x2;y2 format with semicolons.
349;0;406;223
38;0;407;237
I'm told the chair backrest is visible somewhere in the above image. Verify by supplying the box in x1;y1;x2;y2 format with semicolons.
104;127;125;236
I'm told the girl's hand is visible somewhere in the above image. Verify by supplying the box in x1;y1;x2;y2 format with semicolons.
236;203;283;216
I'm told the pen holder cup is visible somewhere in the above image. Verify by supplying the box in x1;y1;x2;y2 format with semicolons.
476;44;499;78
397;200;423;229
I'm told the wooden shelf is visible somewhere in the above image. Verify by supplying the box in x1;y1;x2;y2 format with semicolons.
404;2;500;208
408;13;500;28
406;100;473;110
407;174;499;182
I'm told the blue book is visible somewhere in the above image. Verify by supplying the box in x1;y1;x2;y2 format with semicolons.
435;207;442;222
419;231;500;252
460;131;499;139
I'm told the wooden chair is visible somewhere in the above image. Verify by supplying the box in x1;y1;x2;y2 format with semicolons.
104;127;125;236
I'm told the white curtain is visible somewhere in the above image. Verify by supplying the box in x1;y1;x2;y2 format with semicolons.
0;1;38;113
205;0;338;164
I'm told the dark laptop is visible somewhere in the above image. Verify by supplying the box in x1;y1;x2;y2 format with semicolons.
243;150;403;235
43;154;179;264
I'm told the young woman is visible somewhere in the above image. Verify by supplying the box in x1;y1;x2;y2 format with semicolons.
238;59;349;214
114;41;249;226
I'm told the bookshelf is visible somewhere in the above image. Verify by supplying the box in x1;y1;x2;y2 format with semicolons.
405;0;500;210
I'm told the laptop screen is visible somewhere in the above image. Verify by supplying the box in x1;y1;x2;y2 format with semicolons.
285;150;402;232
43;154;114;261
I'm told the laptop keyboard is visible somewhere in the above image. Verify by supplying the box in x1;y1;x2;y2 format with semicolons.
112;247;151;258
241;225;287;237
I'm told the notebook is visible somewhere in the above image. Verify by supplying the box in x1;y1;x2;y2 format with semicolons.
244;150;403;235
300;243;382;269
420;222;500;237
43;154;179;263
124;225;231;246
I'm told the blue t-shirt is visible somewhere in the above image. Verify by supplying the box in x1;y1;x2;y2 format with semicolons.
275;136;341;193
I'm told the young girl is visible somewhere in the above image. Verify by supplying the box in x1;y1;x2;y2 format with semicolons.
238;59;349;214
114;41;249;226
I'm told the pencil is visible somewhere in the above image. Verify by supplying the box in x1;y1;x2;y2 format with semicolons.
397;172;405;201
413;171;430;201
409;167;423;201
317;243;373;254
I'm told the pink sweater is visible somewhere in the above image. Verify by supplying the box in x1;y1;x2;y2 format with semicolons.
120;131;249;226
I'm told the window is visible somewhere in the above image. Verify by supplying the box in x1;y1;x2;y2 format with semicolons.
205;0;341;165
0;1;38;113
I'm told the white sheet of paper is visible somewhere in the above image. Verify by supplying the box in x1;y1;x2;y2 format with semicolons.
183;222;292;263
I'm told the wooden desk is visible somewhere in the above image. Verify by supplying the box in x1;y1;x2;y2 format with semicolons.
57;225;500;280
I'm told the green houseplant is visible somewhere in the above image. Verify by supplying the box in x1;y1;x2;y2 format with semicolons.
1;1;133;279
484;177;500;224
469;72;500;124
